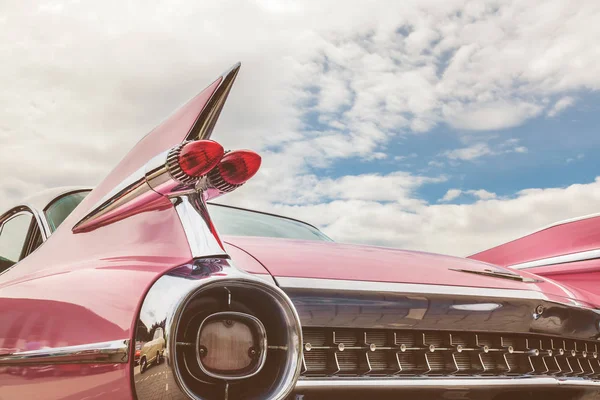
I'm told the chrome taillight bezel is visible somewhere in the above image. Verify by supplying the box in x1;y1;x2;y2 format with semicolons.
133;259;303;400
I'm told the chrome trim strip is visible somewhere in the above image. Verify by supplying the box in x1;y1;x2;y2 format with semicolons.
212;203;328;235
187;62;241;141
72;167;155;233
540;213;600;231
276;277;549;300
0;339;129;366
294;377;600;390
252;272;277;285
0;206;49;242
0;208;49;277
511;249;600;270
173;193;227;258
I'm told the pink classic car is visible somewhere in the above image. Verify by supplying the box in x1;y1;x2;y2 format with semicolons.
1;64;600;400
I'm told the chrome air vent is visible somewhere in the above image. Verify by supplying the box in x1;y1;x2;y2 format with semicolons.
173;279;301;400
300;328;600;379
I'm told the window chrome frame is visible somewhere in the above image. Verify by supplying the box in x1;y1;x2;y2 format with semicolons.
0;208;41;277
207;202;331;240
0;188;92;277
42;189;92;233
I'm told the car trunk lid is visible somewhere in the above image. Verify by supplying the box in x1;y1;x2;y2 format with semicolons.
222;235;592;303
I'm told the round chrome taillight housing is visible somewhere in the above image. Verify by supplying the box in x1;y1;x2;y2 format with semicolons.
133;260;302;400
174;276;301;400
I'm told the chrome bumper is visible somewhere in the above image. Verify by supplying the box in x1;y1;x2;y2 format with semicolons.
295;376;600;390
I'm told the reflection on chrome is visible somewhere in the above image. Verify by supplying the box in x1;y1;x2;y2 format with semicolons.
450;303;503;311
0;339;129;365
0;363;123;379
133;258;302;400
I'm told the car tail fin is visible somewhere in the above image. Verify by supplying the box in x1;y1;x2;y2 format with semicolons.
70;63;260;234
470;215;600;303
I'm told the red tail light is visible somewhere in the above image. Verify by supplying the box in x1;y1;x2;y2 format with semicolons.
178;140;224;177
208;150;261;193
217;150;261;185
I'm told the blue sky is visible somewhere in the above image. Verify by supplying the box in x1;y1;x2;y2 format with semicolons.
2;0;600;256
298;91;599;205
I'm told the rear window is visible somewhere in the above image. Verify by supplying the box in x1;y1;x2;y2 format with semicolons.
0;213;34;271
45;191;89;232
207;203;332;242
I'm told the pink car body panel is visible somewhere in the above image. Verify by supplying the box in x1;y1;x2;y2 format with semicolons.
522;259;600;294
469;215;600;267
222;236;599;307
470;215;600;305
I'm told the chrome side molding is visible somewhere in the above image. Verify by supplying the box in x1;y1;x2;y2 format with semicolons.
276;276;550;301
0;339;129;365
187;62;241;141
511;249;600;270
172;193;227;258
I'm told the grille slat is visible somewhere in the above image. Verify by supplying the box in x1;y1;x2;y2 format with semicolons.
301;328;600;381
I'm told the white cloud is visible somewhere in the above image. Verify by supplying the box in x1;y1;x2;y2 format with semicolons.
438;188;496;202
365;152;387;161
227;170;446;210
466;189;497;200
428;160;445;167
444;143;492;161
443;139;528;161
444;101;543;131
440;189;462;202
547;96;576;117
316;74;352;113
257;177;600;256
566;153;585;163
395;153;418;161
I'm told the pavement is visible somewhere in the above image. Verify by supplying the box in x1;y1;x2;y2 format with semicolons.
132;360;188;400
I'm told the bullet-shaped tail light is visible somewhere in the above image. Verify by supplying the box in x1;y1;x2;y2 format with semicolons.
166;140;225;185
179;140;225;177
208;150;261;192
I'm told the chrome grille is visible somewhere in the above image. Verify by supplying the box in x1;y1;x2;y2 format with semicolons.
301;328;600;380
